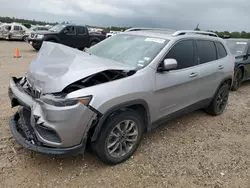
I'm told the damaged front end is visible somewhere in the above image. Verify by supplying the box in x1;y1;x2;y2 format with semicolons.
62;69;136;93
8;76;102;156
8;42;137;156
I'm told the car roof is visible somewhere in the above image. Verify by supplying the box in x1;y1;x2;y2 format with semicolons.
225;38;250;42
121;29;223;42
57;24;86;27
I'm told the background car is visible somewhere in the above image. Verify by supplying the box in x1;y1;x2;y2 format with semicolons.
23;25;49;41
0;22;29;40
225;38;250;91
27;24;106;50
0;24;10;39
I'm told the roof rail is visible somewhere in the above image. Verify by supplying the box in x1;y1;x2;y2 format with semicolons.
125;27;176;33
172;30;218;37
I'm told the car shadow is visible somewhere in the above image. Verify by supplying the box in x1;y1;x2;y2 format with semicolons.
18;109;209;170
241;80;250;88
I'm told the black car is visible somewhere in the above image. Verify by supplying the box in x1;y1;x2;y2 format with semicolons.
225;38;250;91
27;24;106;50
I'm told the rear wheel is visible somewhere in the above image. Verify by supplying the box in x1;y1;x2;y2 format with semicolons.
90;41;98;47
231;68;243;91
205;84;229;116
93;109;143;165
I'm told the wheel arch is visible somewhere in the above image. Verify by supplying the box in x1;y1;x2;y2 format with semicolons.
89;37;100;46
213;76;232;98
235;64;245;79
44;36;59;43
90;99;150;142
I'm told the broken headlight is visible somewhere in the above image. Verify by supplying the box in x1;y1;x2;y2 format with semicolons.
40;95;92;107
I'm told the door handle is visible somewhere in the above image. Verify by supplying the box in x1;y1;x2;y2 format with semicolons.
218;65;224;70
189;72;198;78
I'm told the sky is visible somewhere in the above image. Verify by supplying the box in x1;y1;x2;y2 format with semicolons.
0;0;249;31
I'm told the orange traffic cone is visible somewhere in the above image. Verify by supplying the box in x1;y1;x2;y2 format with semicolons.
14;48;21;58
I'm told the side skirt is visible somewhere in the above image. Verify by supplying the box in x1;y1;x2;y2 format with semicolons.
149;98;212;131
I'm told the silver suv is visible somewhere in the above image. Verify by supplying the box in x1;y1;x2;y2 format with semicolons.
9;29;234;165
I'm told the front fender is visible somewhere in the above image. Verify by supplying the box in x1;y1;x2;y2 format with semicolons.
91;99;151;141
43;36;59;42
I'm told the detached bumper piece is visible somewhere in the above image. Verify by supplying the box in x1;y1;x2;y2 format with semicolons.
10;107;87;156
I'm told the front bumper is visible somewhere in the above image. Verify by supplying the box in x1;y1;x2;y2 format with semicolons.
27;38;43;49
9;77;97;155
10;108;86;156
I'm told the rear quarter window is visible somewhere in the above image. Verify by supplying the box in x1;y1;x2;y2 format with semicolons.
197;40;217;64
215;42;227;59
14;26;20;31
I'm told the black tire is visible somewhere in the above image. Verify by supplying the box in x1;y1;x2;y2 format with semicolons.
6;33;12;40
22;36;28;42
47;40;56;43
205;84;229;116
231;68;243;91
90;41;98;47
93;109;143;165
32;45;40;51
78;47;84;51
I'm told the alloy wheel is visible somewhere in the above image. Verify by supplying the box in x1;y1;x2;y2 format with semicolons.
216;88;229;112
106;120;138;158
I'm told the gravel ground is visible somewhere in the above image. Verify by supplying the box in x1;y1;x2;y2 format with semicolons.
0;41;250;188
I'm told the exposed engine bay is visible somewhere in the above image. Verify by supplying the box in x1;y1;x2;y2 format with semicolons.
62;69;136;94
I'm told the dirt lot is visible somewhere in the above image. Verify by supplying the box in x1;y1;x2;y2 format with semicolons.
0;41;250;188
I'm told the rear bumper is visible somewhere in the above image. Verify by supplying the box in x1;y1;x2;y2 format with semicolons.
10;109;87;156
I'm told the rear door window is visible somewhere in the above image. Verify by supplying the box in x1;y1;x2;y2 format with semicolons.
77;27;86;35
215;42;227;59
165;40;196;70
197;40;217;64
14;26;20;31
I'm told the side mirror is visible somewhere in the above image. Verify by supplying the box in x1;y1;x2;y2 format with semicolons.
158;59;178;72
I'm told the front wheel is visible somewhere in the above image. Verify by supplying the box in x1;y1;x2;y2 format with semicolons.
22;36;28;42
231;68;243;91
47;40;56;43
205;84;229;116
6;33;12;40
93;109;143;165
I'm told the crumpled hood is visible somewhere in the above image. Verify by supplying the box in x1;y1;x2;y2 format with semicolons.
26;42;134;94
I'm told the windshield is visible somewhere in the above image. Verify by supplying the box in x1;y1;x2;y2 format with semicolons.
226;40;248;55
87;34;168;70
49;24;65;32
